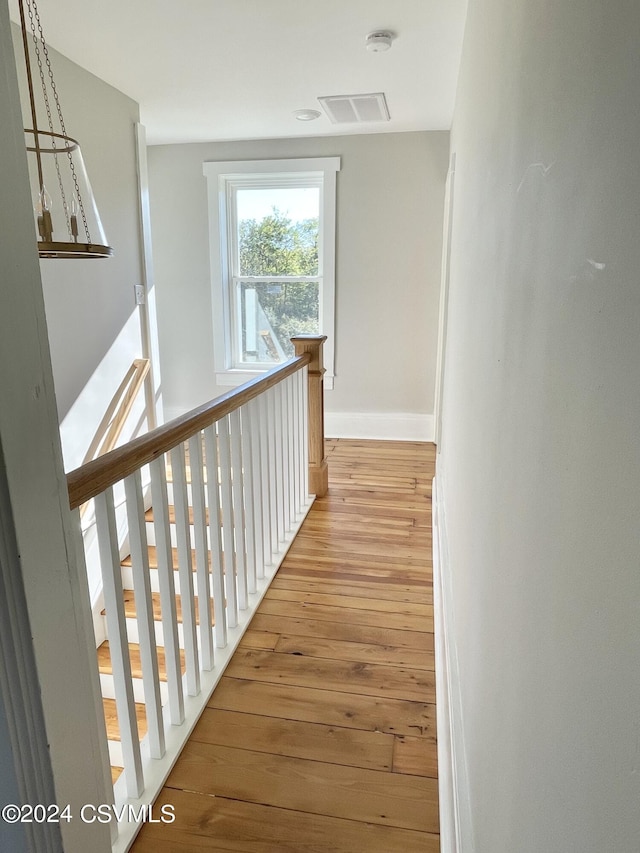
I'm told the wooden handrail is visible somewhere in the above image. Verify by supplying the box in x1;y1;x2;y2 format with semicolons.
82;359;151;465
67;352;311;510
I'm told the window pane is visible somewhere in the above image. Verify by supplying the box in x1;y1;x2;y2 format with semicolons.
239;281;319;363
236;187;319;277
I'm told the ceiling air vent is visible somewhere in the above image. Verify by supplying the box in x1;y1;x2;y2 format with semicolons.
318;93;390;125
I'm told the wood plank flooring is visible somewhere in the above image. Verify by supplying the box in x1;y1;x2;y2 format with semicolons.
131;438;437;852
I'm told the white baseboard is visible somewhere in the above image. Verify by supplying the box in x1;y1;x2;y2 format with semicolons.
164;407;434;442
325;412;434;442
433;474;474;853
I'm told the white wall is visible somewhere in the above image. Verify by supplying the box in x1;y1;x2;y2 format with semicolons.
11;24;145;425
148;132;448;436
438;1;640;851
1;6;112;848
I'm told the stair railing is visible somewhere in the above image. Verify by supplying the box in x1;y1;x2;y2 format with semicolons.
81;358;152;467
79;358;151;531
66;335;327;853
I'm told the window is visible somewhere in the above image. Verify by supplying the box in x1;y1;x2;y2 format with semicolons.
203;158;340;389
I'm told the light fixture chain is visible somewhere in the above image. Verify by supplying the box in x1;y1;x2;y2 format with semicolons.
26;0;72;239
27;0;91;243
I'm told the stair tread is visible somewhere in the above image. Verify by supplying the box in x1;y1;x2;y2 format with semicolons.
98;640;185;681
103;589;215;626
164;437;212;486
145;505;212;525
121;545;200;571
103;697;147;741
121;544;230;575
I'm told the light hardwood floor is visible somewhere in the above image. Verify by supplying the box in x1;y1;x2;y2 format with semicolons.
131;438;437;852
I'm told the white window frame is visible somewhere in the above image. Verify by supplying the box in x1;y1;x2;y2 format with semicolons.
203;157;340;389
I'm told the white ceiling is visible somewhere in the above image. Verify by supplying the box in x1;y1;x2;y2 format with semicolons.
10;0;468;145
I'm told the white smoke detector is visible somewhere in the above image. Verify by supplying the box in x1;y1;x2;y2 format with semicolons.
365;31;394;52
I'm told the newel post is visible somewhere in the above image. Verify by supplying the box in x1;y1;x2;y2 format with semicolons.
291;335;328;498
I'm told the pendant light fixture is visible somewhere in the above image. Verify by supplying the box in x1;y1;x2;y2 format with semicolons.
18;0;112;258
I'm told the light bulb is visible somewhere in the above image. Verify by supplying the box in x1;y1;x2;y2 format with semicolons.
70;197;79;242
36;186;53;242
39;186;52;211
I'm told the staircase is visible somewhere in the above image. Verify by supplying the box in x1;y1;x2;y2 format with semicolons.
66;335;328;853
98;455;213;783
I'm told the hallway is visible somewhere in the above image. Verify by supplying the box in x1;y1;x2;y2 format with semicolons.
131;438;438;852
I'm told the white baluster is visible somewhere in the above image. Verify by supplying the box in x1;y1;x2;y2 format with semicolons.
289;375;297;519
257;393;272;567
149;456;184;726
302;365;310;499
281;376;291;531
188;433;214;671
230;409;248;611
273;385;285;545
287;375;296;526
95;489;143;798
240;403;258;594
292;370;301;517
267;389;279;552
123;471;165;761
247;398;264;581
203;424;227;648
247;400;264;578
217;415;238;627
170;443;200;697
299;368;306;507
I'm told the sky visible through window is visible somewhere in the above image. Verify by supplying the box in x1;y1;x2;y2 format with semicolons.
237;187;319;223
